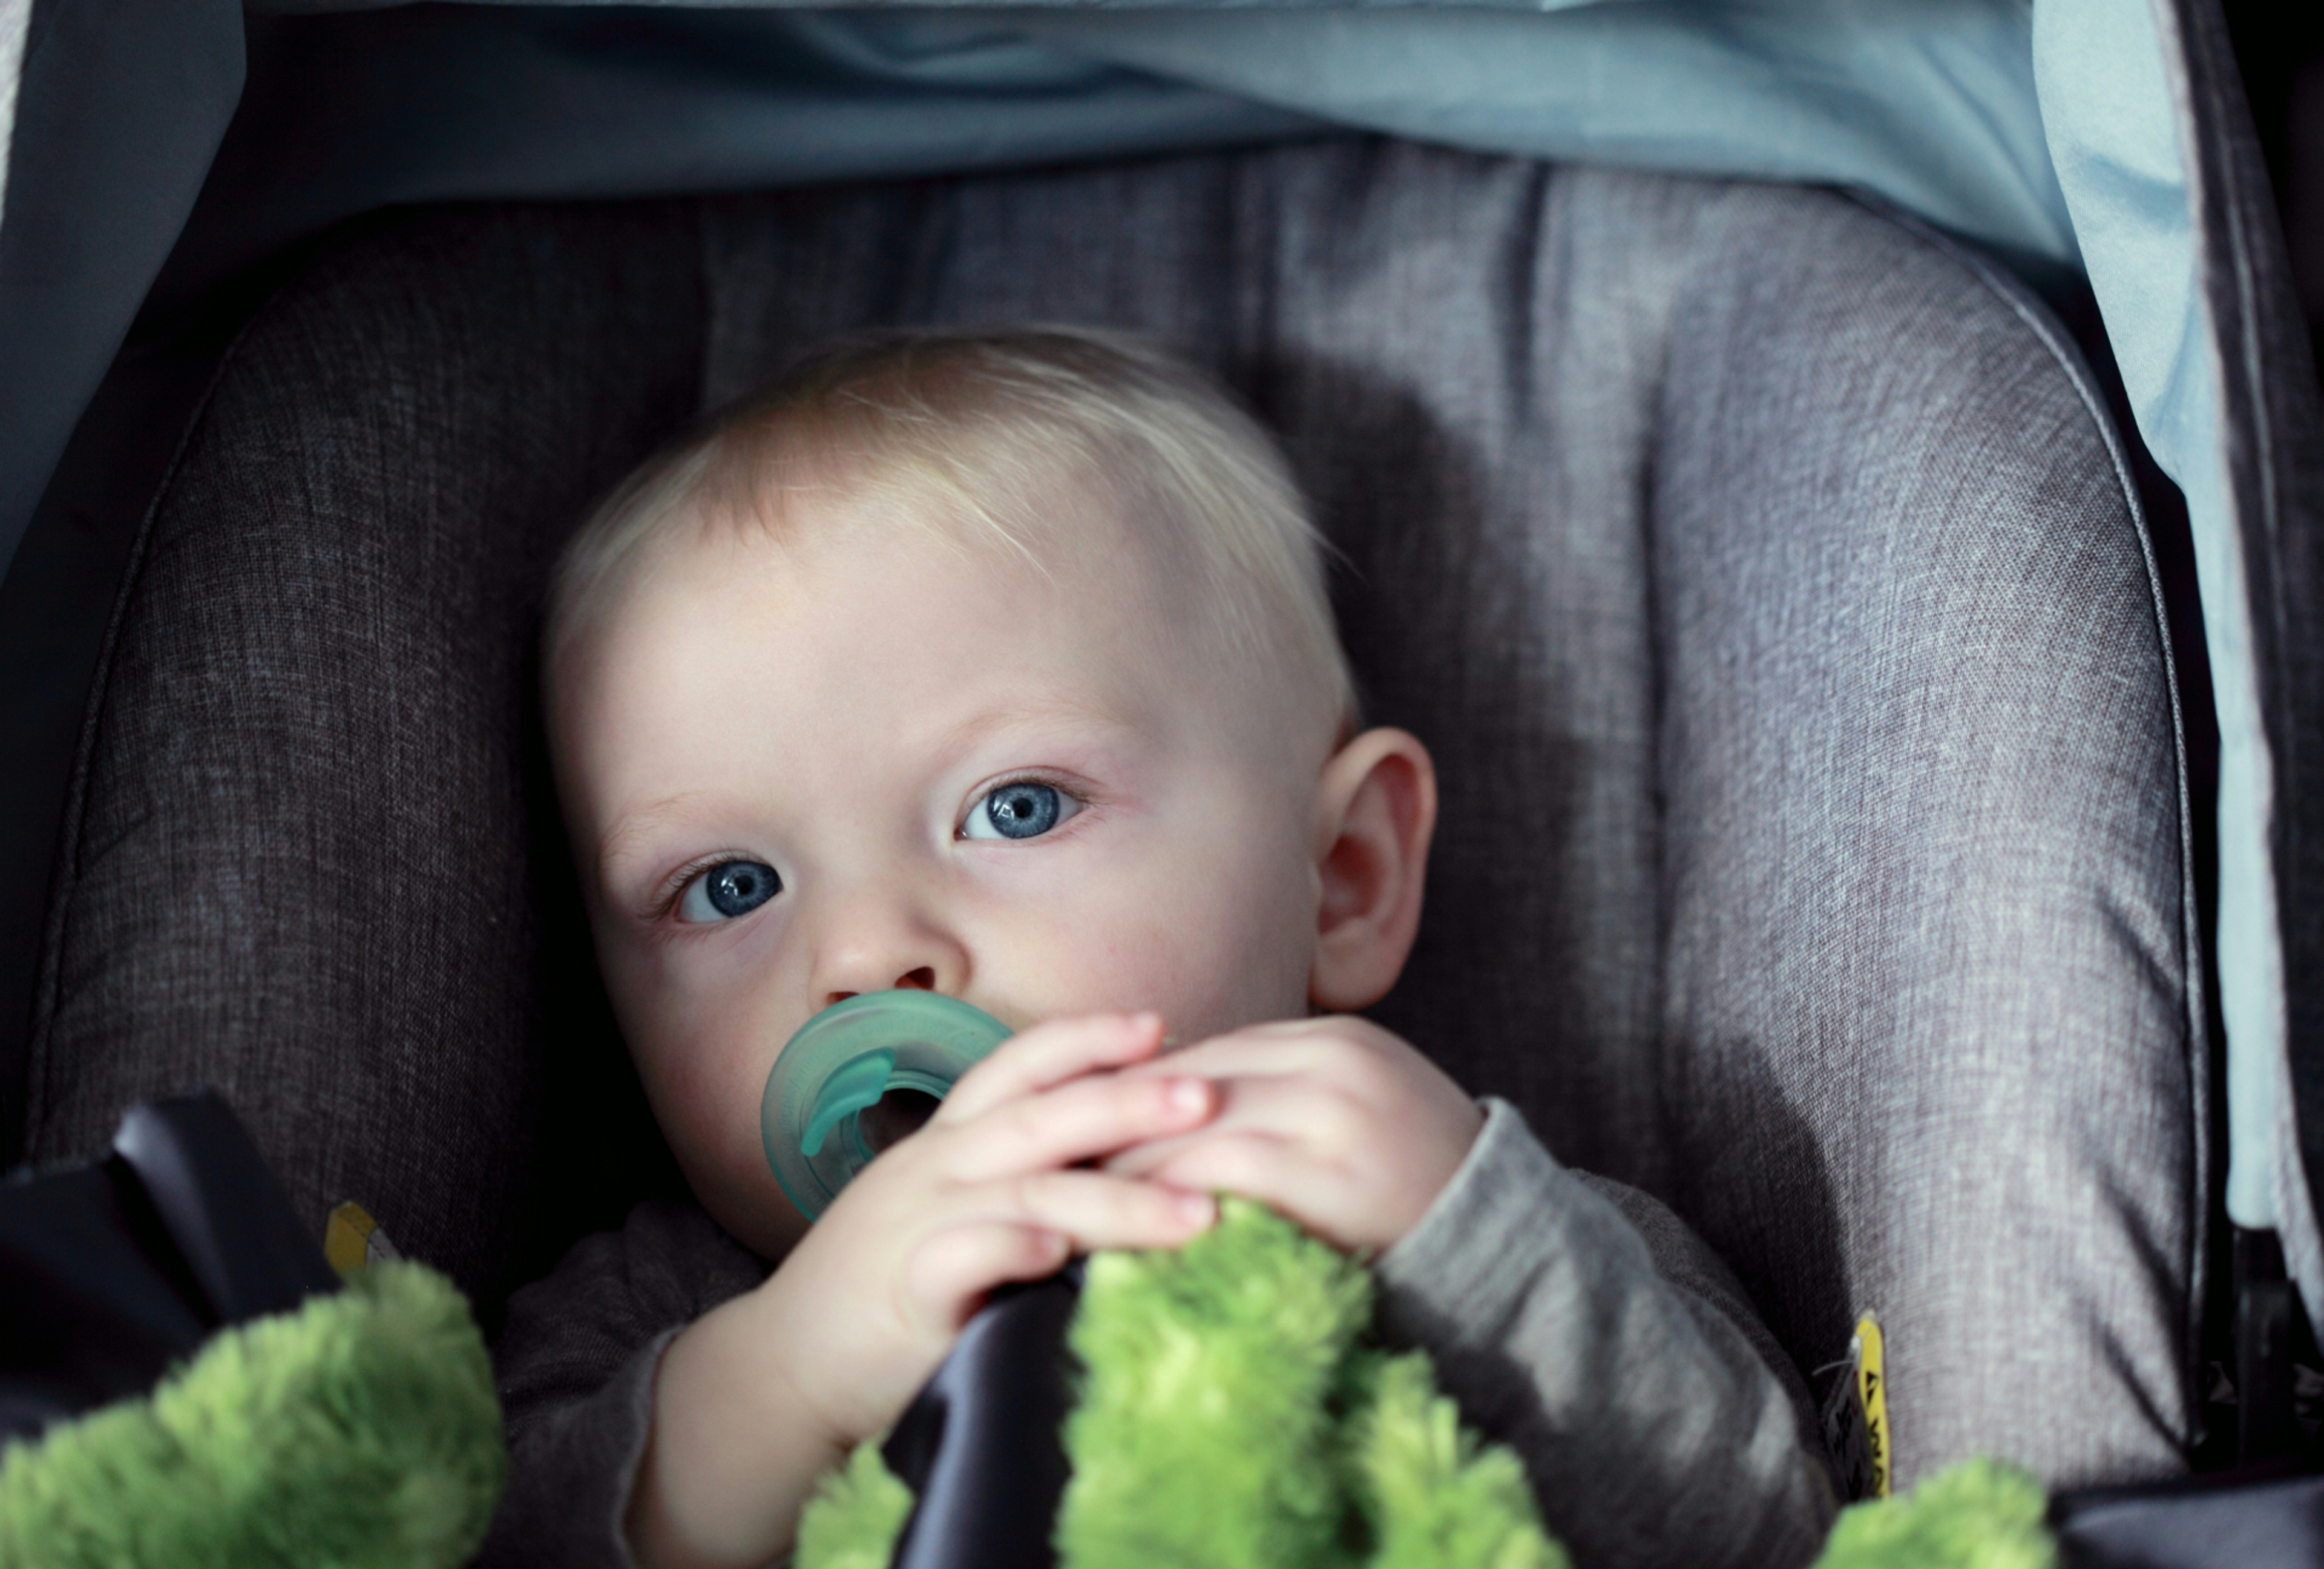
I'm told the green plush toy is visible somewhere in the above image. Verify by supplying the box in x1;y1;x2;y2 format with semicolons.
0;1261;506;1569
0;1202;2056;1569
1814;1460;2054;1569
798;1201;2059;1569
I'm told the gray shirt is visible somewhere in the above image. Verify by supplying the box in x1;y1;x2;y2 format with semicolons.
483;1100;1837;1568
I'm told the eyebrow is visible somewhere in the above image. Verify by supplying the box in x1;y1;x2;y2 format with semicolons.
596;791;735;890
930;689;1134;754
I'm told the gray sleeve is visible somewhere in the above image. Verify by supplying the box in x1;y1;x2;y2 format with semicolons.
1373;1099;1838;1569
479;1199;771;1569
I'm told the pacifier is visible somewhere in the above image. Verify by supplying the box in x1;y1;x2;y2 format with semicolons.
761;991;1014;1220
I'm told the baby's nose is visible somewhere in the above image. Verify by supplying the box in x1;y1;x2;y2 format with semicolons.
809;883;967;1005
826;965;937;1010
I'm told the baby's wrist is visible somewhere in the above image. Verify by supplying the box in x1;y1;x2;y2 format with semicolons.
631;1292;852;1569
740;1265;865;1453
1376;1099;1487;1251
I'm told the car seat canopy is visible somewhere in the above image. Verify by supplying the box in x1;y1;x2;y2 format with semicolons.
24;141;2202;1487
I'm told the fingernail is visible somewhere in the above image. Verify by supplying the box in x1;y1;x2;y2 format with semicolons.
1169;1078;1209;1114
1178;1193;1216;1228
1132;1011;1164;1034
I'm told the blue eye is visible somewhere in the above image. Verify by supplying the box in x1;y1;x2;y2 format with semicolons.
962;781;1077;841
678;860;781;922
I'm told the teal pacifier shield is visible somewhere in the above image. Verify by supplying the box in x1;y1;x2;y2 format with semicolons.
761;992;1013;1220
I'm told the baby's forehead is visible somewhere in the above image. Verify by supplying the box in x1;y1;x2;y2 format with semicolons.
686;459;1193;622
600;509;1278;733
551;430;1347;780
563;508;1290;799
574;476;1170;688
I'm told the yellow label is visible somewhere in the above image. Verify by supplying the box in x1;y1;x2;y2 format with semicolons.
324;1201;381;1278
1856;1313;1889;1499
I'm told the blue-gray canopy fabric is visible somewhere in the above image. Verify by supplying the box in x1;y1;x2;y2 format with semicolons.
2;0;2319;1306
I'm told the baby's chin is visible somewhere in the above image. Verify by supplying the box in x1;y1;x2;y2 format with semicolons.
684;1148;814;1261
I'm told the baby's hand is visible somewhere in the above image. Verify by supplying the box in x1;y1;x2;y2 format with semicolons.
632;1013;1215;1568
1104;1017;1482;1254
760;1011;1216;1442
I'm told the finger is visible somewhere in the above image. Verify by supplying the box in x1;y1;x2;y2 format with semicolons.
1116;1022;1360;1081
946;1071;1214;1180
953;1168;1215;1251
939;1012;1167;1123
905;1223;1074;1332
1137;1133;1354;1238
1104;1075;1367;1178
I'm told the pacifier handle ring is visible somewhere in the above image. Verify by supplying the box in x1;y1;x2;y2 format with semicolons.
761;992;1013;1220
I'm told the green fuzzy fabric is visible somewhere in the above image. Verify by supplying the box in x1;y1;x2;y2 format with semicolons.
799;1200;1563;1569
796;1442;917;1569
1810;1458;2054;1569
798;1203;2067;1569
1341;1354;1565;1569
0;1260;507;1569
1059;1197;1379;1567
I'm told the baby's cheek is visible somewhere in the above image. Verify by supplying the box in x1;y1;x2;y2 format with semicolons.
630;998;805;1253
1163;831;1318;1025
1005;857;1311;1041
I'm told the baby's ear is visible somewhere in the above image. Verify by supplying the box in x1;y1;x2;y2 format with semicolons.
1307;727;1437;1012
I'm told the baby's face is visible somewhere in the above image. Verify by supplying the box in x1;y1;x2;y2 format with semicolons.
553;493;1339;1255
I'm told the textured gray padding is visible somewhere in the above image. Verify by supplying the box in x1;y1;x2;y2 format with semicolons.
23;203;706;1314
23;141;2201;1487
1645;202;2204;1485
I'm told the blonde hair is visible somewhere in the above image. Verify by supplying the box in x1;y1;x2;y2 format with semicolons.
545;327;1354;726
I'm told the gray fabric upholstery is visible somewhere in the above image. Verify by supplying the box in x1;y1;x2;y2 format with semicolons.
24;203;704;1312
24;140;2201;1487
1646;206;2204;1485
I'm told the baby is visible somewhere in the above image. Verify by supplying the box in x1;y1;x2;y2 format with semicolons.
491;329;1834;1569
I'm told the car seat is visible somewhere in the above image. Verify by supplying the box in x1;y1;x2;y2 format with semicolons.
8;136;2213;1495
